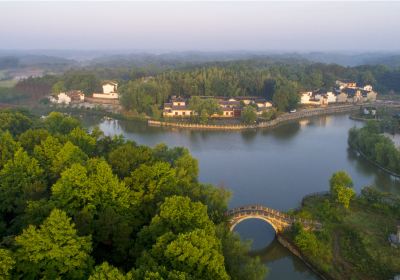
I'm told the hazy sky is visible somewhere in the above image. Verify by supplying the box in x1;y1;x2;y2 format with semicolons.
1;1;400;51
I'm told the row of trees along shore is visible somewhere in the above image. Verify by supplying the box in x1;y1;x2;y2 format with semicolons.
348;120;400;175
0;108;267;279
2;59;400;116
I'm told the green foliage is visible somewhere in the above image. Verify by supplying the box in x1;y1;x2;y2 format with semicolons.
340;227;392;278
135;196;229;280
188;96;222;117
0;110;265;280
0;248;15;279
329;171;355;209
272;79;299;112
294;227;319;257
68;127;96;155
44;112;81;134
241;106;257;124
89;262;134;280
15;208;93;279
51;141;88;177
0;110;33;136
348;121;400;174
17;128;50;154
217;226;267;280
0;131;20;169
107;142;153;178
0;148;45;215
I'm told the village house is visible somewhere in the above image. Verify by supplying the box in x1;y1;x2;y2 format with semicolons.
336;92;348;103
50;90;85;105
217;100;242;117
300;91;328;106
93;81;119;99
336;80;357;90
162;97;194;117
300;81;378;106
162;96;273;118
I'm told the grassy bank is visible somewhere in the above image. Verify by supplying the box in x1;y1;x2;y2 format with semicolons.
285;185;400;280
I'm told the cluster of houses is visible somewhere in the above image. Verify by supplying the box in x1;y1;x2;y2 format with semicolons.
50;81;119;105
162;96;273;118
300;80;377;106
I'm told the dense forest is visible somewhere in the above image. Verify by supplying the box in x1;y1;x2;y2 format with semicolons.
1;57;400;115
0;109;266;279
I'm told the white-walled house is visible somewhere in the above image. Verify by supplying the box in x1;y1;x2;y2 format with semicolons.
93;81;119;100
363;85;373;91
325;92;337;103
102;81;118;94
50;92;71;105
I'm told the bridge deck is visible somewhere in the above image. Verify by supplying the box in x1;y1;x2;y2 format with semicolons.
226;204;322;229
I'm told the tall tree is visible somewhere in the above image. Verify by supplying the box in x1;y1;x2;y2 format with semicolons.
14;209;93;279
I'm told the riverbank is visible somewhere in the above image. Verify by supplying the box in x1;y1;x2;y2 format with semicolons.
148;104;361;131
276;234;332;280
354;149;400;178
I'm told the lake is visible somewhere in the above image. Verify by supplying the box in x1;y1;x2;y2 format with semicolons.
84;113;400;280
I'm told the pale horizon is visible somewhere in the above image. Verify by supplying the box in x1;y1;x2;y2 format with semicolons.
1;1;400;52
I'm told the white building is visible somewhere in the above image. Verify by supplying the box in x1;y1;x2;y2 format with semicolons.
93;81;119;100
50;92;71;105
102;81;118;94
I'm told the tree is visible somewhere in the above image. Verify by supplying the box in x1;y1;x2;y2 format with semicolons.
89;262;134;280
51;80;66;93
68;127;96;156
0;131;20;169
17;129;50;154
272;79;299;112
44;112;81;135
51;141;88;177
0;248;15;279
15;209;93;279
125;162;177;225
241;106;257;124
335;185;356;209
329;171;355;209
51;159;131;218
0;110;33;136
217;226;267;280
173;151;199;183
107;142;153;178
135;197;229;280
294;227;319;257
0;148;45;215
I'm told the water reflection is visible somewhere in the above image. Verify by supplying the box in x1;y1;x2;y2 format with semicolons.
85;113;400;280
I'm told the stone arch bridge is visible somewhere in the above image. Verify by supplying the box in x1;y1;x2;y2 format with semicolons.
226;205;322;233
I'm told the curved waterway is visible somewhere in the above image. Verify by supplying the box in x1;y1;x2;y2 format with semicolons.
84;113;400;280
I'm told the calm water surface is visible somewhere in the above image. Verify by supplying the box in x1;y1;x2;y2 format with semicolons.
85;114;400;280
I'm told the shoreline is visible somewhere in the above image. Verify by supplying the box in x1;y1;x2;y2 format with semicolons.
276;234;332;280
148;104;361;131
353;149;400;179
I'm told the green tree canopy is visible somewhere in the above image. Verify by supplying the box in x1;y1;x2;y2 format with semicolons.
0;248;15;279
329;171;355;209
0;148;45;215
241;106;257;124
15;209;93;279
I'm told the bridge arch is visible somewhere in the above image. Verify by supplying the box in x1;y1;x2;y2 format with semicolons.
226;204;321;234
229;215;281;233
